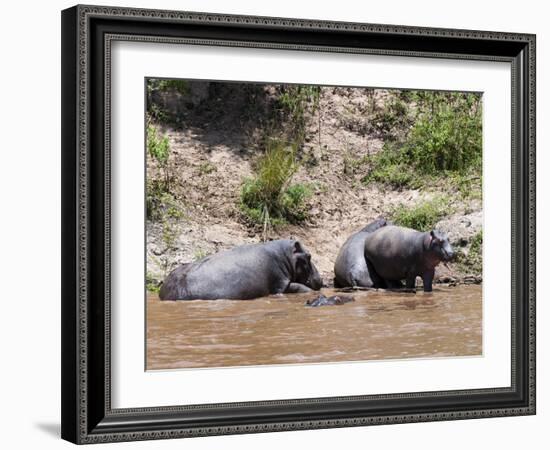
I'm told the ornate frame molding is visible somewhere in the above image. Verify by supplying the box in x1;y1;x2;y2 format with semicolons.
61;5;536;444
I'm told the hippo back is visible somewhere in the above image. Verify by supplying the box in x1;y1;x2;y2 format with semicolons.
364;225;430;280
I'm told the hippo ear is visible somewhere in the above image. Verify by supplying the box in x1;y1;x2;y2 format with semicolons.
424;232;433;250
293;241;304;254
431;230;442;244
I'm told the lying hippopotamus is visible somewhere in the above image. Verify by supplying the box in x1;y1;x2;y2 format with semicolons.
333;218;389;288
159;239;323;300
364;225;455;292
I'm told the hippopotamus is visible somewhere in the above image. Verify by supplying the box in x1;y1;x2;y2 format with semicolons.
305;294;355;307
159;239;323;300
364;225;455;292
333;218;389;288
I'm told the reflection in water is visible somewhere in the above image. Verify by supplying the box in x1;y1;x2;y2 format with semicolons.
146;285;482;370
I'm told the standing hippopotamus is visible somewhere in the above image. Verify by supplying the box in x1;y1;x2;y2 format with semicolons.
364;225;455;292
159;239;323;300
333;218;389;288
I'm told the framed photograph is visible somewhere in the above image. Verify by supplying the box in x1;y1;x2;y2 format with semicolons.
61;5;536;444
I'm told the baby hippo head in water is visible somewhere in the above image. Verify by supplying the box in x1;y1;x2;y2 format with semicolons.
425;230;455;262
292;241;323;290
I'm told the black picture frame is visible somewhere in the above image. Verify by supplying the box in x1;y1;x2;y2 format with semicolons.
61;4;536;444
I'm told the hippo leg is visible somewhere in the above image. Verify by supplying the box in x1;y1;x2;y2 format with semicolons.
351;272;374;288
286;282;313;293
365;259;387;288
405;275;416;289
422;269;435;292
387;279;405;289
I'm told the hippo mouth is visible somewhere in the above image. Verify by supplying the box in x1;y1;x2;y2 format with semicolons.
441;248;455;262
308;277;323;291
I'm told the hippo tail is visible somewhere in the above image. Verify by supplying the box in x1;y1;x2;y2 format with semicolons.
159;263;192;300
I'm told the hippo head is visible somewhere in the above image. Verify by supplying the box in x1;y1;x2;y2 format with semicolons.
291;241;323;290
424;230;455;262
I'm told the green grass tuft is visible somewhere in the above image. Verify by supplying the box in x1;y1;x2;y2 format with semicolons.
147;78;190;96
456;231;483;274
146;273;161;294
198;162;217;175
239;139;311;227
193;248;210;261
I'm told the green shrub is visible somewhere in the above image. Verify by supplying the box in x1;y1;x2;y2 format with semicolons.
146;187;183;221
364;91;482;189
147;78;190;96
242;140;297;209
146;273;161;294
147;123;172;191
239;140;310;226
470;231;482;254
390;196;451;231
467;230;483;274
280;183;312;222
361;142;423;188
407;94;482;173
456;231;483;274
277;85;320;118
366;164;418;188
146;79;191;122
447;171;483;199
147;124;170;166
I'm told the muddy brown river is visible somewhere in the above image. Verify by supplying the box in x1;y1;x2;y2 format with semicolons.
146;284;482;370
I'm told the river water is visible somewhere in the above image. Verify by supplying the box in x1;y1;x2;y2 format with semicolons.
146;284;482;370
